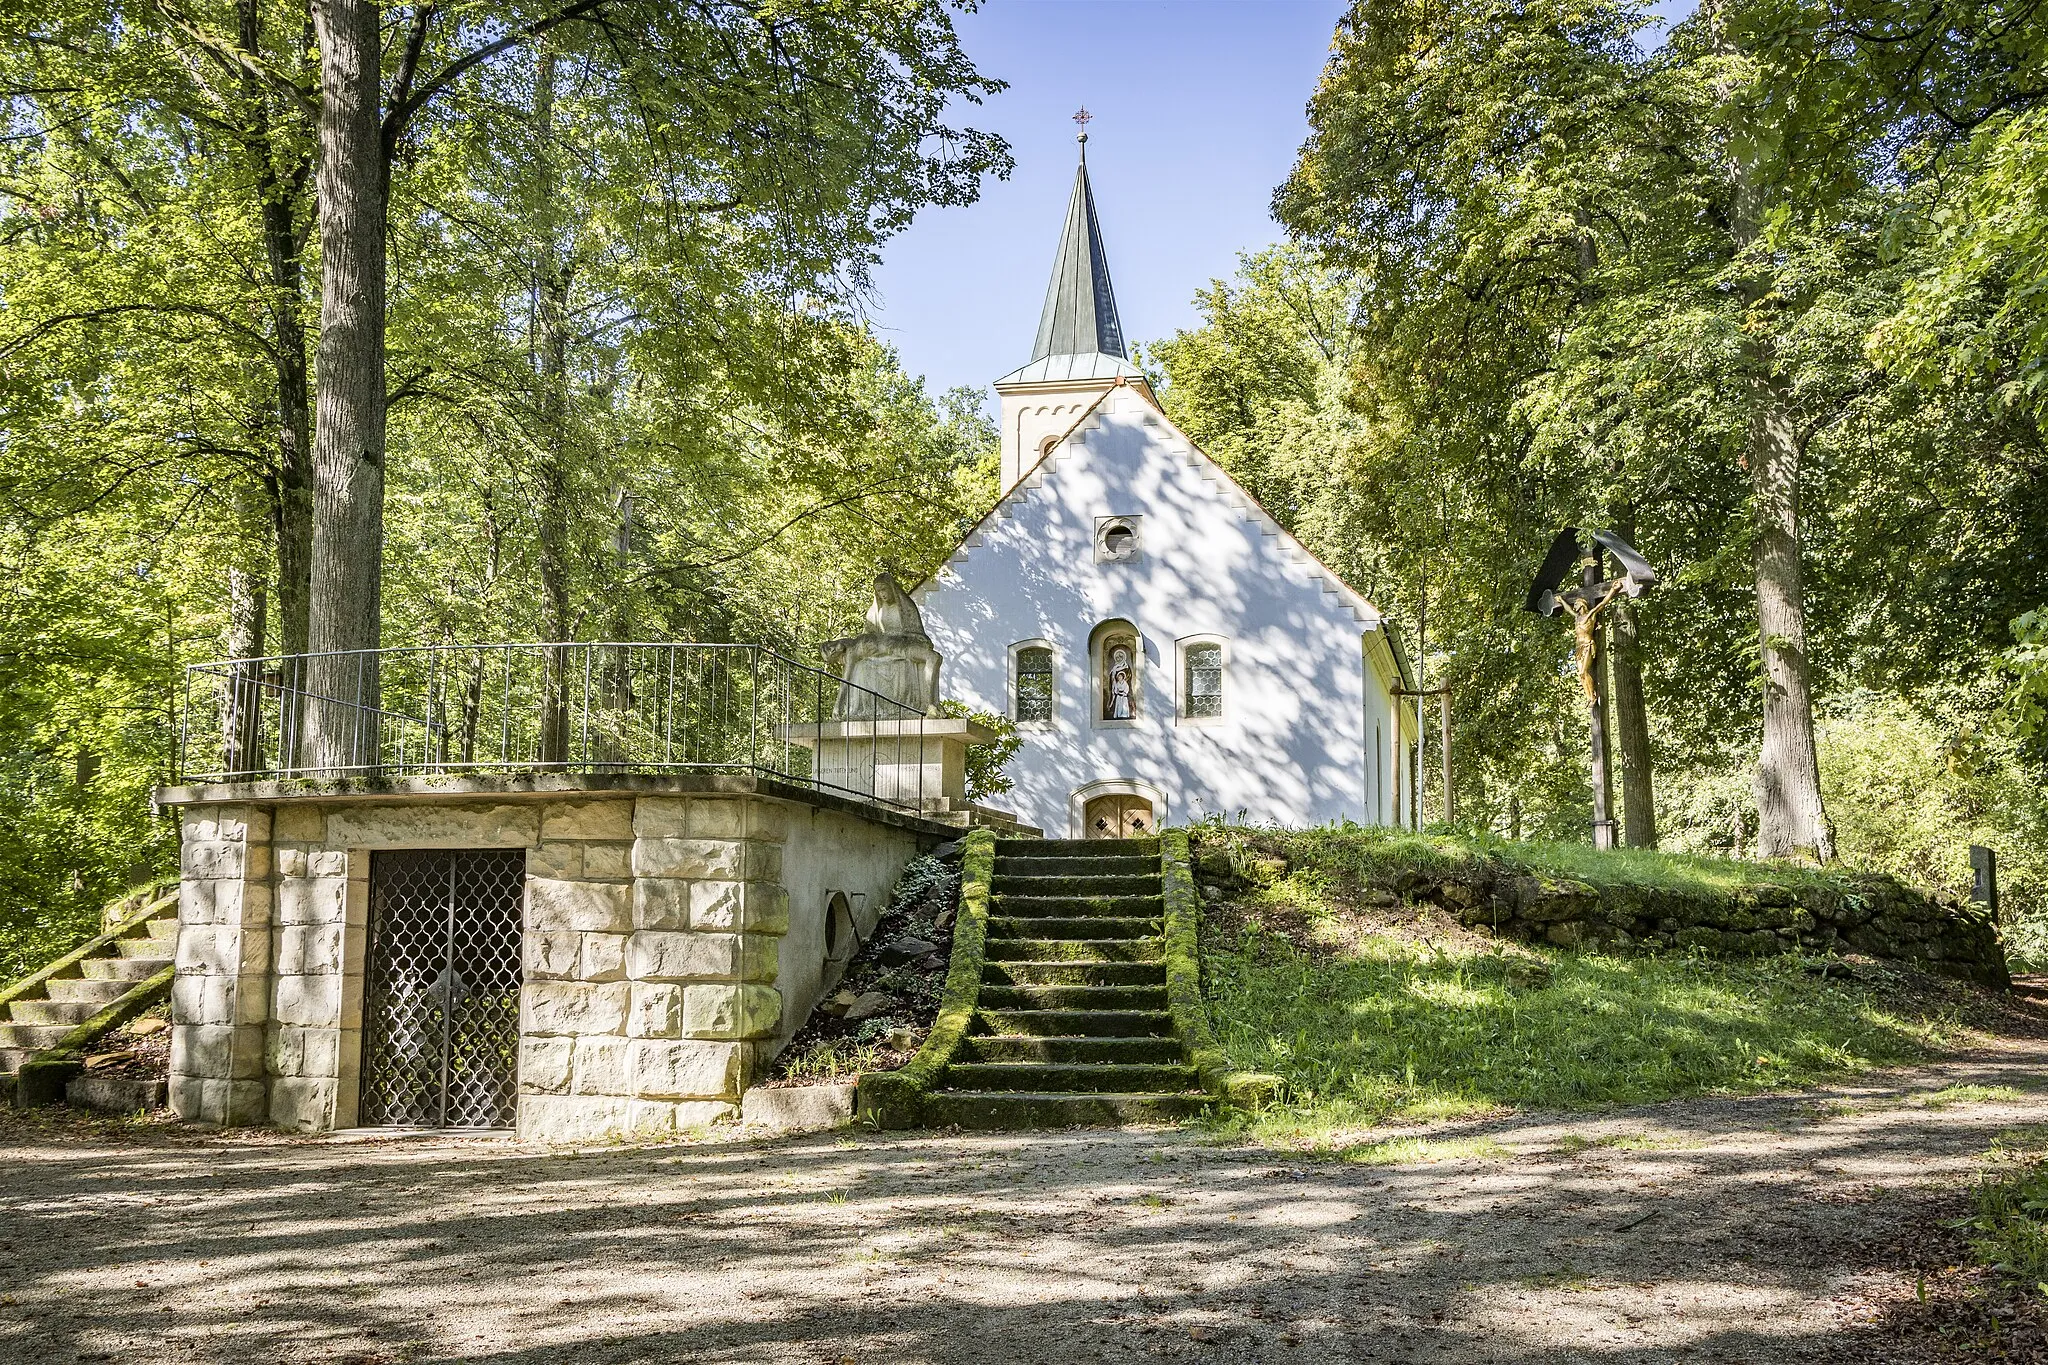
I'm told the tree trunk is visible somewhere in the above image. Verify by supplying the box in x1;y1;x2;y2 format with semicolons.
1747;367;1833;860
302;0;389;773
1608;512;1657;848
222;568;268;775
533;45;576;764
1709;0;1833;862
239;0;314;664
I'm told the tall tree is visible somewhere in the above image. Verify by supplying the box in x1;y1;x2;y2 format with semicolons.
295;0;1009;770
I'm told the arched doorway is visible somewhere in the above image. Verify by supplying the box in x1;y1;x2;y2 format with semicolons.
1083;793;1155;839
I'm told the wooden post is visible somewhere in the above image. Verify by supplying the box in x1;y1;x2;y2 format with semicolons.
1585;557;1616;850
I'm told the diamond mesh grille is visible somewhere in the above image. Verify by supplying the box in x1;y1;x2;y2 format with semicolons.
361;848;524;1128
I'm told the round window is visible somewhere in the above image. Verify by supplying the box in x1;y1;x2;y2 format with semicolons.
1103;523;1136;558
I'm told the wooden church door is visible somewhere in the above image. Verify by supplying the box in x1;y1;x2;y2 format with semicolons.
1083;794;1154;839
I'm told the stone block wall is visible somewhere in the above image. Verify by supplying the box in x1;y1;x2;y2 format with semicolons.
167;782;933;1140
168;804;273;1126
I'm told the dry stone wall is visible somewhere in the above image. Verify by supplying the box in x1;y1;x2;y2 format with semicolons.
1196;841;2007;989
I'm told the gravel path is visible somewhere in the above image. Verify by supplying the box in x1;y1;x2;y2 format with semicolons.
2;1043;2044;1365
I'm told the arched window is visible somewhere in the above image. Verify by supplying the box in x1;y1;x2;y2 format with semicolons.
1013;645;1055;723
1184;644;1223;717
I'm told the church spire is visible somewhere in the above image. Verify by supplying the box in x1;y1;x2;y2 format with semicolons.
1030;113;1125;362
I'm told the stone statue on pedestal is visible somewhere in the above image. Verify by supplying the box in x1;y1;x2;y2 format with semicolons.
819;571;942;718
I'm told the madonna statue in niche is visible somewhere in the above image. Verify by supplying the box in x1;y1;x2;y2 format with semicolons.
1103;638;1136;720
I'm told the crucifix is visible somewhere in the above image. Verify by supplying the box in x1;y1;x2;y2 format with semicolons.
1526;528;1657;849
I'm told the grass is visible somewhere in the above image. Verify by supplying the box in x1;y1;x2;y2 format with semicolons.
1914;1084;2027;1109
1965;1144;2048;1287
1333;1135;1513;1166
1201;893;1975;1147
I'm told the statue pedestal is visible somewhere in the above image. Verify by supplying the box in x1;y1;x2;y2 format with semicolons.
780;717;998;812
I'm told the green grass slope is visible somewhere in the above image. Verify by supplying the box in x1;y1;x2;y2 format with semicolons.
1194;827;2007;1151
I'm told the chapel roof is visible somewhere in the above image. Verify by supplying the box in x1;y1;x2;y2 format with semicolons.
1020;136;1127;371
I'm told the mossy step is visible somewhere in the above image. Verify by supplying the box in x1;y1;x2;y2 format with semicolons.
993;893;1164;916
975;1008;1173;1038
1000;837;1158;857
959;1034;1183;1065
8;999;99;1027
987;916;1159;940
44;978;137;1006
978;984;1167;1011
0;1022;75;1050
144;917;179;940
983;961;1164;987
112;937;174;960
992;874;1160;897
998;856;1160;878
81;956;168;982
919;1089;1206;1129
942;1062;1198;1093
985;937;1165;963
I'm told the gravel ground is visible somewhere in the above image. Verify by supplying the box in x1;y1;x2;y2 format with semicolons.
2;1043;2045;1365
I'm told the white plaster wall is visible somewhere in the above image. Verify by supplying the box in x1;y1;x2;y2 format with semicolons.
920;387;1401;836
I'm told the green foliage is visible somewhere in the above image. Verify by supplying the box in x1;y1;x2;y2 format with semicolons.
933;700;1018;801
1965;1150;2048;1286
1815;693;2048;966
0;0;1011;965
2008;611;2048;741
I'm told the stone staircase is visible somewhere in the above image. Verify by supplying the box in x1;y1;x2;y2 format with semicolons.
922;837;1207;1127
1;901;178;1078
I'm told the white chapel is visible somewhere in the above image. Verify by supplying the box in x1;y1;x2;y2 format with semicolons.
914;132;1418;838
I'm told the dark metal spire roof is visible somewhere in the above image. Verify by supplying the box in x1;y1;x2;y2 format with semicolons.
1030;136;1125;363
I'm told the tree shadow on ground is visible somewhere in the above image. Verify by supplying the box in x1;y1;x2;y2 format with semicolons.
1;1061;2045;1364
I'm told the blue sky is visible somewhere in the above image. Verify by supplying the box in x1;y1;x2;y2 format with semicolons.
866;0;1694;404
866;0;1350;402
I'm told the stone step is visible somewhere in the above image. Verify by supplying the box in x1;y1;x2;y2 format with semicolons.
975;1008;1173;1038
997;855;1160;878
144;916;180;941
113;936;174;959
0;1046;33;1075
992;894;1164;917
983;960;1164;987
987;916;1159;941
959;1034;1183;1065
81;956;169;982
985;937;1164;963
0;1022;76;1051
1001;838;1158;857
8;999;98;1027
943;1062;1198;1094
919;1089;1207;1129
992;873;1160;898
43;978;135;1007
978;984;1168;1011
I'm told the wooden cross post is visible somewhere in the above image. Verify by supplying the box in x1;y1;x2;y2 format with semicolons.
1565;555;1627;850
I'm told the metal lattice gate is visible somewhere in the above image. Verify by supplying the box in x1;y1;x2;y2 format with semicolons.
360;849;525;1129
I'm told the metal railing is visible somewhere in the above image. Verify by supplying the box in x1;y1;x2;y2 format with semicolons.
175;642;939;811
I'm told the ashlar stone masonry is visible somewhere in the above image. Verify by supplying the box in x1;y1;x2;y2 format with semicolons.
162;777;941;1142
